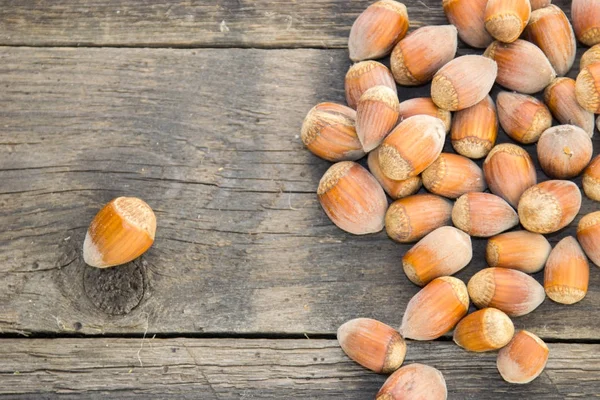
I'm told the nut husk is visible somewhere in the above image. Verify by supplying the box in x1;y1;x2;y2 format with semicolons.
301;103;365;162
484;0;531;43
422;153;486;199
468;267;546;316
400;276;469;340
483;143;537;208
451;95;498;159
452;192;519;237
484;39;556;94
378;115;446;180
356;85;400;152
368;148;422;199
398;97;452;133
544;236;589;305
486;231;551;273
403;226;473;286
443;0;492;48
575;63;600;114
572;0;600;46
317;161;388;235
348;0;409;61
536;125;592;179
577;211;600;266
544;78;595;137
337;318;406;374
376;363;448;400
496;91;551;144
524;5;576;76
345;61;397;109
518;180;582;234
391;25;458;86
583;155;600;202
385;194;453;243
453;308;514;352
497;330;549;384
431;55;497;111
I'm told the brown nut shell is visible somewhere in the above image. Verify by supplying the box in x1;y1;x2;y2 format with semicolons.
345;61;397;109
451;95;498;159
524;5;576;76
544;78;595;137
453;308;515;352
537;125;593;179
468;268;546;317
544;236;589;305
518;180;582;234
317;161;388;235
356;85;400;152
530;0;552;11
575;63;600;114
422;153;486;199
385;194;453;243
378;115;446;180
572;0;600;46
83;197;157;268
376;363;448;400
583;155;600;202
398;97;452;133
580;44;600;70
484;39;556;94
497;330;549;384
368;148;422;200
348;0;409;62
484;0;531;43
337;318;406;374
443;0;493;48
391;25;458;86
403;226;473;286
431;55;497;111
496;91;551;144
577;211;600;266
301;103;365;162
400;276;469;341
486;231;551;273
483;144;537;208
452;192;519;237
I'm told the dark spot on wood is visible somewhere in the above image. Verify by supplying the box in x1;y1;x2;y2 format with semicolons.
171;348;177;353
73;322;82;331
31;262;39;270
313;357;317;361
162;365;169;373
83;261;145;316
255;352;260;358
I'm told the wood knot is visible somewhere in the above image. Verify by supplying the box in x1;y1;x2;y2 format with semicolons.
83;261;145;315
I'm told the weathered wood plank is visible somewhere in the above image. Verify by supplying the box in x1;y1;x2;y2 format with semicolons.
0;46;599;338
0;338;598;399
0;0;571;48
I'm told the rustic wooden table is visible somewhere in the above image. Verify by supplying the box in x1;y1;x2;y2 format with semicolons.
0;0;599;398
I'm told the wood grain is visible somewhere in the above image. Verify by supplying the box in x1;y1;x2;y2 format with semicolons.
0;0;446;48
1;46;599;338
0;338;598;399
0;0;571;49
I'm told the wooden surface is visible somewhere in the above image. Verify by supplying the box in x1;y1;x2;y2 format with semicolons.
1;0;599;398
1;338;599;399
0;0;445;48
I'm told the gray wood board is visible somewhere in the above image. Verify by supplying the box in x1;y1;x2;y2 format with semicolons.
0;0;572;48
0;46;599;338
0;338;597;399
